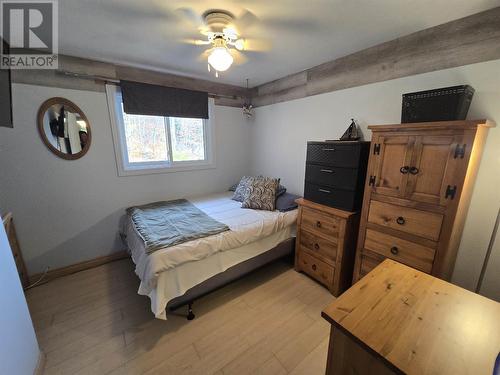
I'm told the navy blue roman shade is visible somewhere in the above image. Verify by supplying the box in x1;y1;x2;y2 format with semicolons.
120;80;209;119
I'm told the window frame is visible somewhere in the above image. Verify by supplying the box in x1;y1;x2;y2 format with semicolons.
106;84;215;177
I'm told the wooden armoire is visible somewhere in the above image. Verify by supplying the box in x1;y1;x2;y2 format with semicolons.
353;120;495;282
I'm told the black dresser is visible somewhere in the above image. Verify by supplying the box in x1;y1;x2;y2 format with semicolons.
304;141;370;211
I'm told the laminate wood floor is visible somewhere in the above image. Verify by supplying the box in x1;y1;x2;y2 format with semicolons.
26;258;334;375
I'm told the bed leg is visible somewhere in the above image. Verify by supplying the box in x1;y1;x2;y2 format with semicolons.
187;302;195;321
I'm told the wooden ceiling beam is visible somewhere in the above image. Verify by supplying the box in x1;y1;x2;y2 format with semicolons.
12;55;248;107
252;7;500;107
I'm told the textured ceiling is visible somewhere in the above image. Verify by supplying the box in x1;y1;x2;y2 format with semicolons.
59;0;500;86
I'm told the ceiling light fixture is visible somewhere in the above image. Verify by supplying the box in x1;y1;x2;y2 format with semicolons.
207;36;233;73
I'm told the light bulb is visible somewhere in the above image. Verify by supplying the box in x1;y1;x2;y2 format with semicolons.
208;47;233;72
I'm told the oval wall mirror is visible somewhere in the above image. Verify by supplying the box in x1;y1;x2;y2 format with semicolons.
37;97;91;160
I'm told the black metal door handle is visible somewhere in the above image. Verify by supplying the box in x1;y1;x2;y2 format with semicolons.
390;246;399;255
316;221;322;228
314;243;320;250
396;217;405;225
409;167;419;175
400;166;409;174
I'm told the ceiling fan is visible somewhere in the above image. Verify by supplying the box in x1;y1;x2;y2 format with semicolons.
179;9;267;78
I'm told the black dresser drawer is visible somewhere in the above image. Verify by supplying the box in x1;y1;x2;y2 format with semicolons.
305;164;359;191
306;142;364;168
304;182;360;212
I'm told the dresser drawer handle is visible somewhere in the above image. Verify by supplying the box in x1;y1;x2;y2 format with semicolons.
322;148;335;151
318;188;331;194
396;217;405;225
314;243;320;250
390;246;399;255
409;167;419;175
320;169;334;173
312;264;317;271
316;221;322;228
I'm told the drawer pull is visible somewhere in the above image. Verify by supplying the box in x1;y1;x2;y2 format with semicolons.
320;169;334;173
322;148;335;151
400;166;409;174
390;246;399;255
396;216;406;225
318;188;331;194
316;221;322;228
314;243;320;250
312;264;317;271
409;167;419;175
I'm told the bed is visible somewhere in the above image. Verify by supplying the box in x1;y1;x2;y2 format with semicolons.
125;192;298;320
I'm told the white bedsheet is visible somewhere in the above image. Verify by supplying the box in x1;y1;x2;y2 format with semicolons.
126;192;298;319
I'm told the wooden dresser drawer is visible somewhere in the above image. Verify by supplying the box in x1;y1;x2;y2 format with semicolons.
301;207;339;239
368;201;443;241
364;229;435;273
298;251;334;288
300;229;337;264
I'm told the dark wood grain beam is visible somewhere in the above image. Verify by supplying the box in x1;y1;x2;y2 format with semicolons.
252;7;500;107
12;55;248;107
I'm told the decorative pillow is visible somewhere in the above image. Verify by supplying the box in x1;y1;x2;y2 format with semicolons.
231;181;286;196
276;185;287;197
231;176;254;202
241;177;280;211
276;192;301;212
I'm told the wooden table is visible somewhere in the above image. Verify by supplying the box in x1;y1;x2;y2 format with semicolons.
321;259;500;375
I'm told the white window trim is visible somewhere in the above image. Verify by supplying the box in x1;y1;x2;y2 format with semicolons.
106;84;216;177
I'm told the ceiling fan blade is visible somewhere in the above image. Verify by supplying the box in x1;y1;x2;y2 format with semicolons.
100;1;173;21
175;7;210;34
234;9;259;32
243;38;272;52
263;17;322;32
181;38;211;46
231;49;248;65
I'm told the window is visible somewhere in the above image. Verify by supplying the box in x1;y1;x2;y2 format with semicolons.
106;85;214;176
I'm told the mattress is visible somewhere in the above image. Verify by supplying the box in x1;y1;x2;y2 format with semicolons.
126;192;298;319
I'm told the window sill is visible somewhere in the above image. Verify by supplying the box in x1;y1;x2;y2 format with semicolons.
117;162;216;177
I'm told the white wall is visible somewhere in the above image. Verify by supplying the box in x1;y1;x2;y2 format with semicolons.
0;84;252;274
0;219;40;375
250;59;500;299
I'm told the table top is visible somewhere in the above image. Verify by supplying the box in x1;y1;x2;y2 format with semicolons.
322;259;500;375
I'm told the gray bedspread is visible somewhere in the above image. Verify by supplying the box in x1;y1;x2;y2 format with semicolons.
127;199;230;255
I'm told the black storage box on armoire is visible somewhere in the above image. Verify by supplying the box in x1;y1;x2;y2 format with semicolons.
401;85;474;123
304;141;370;212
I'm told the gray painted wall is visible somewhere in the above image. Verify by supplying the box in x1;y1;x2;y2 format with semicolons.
0;84;252;274
250;59;500;300
0;221;40;375
1;60;499;300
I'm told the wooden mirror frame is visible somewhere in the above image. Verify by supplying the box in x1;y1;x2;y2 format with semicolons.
37;97;92;160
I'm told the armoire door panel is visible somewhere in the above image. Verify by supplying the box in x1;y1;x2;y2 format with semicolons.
373;136;414;198
407;135;463;205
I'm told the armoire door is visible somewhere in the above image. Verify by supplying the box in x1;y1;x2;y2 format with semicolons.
405;135;463;205
371;135;414;198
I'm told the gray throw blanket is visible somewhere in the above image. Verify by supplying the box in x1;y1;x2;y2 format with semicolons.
127;199;230;255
